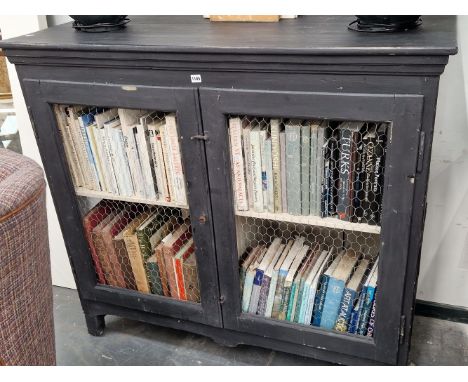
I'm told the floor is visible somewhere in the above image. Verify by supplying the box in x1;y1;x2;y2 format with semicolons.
53;286;468;366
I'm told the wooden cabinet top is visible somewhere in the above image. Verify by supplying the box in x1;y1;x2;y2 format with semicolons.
0;15;457;56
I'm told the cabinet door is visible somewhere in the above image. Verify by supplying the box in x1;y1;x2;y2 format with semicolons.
22;79;221;327
200;88;423;363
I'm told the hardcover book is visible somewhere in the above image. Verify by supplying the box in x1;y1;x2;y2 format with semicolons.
300;122;311;215
285;120;302;215
336;121;365;221
241;246;266;312
334;258;369;332
270;119;282;213
311;250;343;326
229;117;249;211
279;130;287;213
249;124;264;212
183;250;201;303
173;238;195;300
248;238;282;314
320;250;359;329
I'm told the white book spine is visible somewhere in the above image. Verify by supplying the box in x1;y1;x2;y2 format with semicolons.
106;126;130;196
265;138;274;213
260;129;268;210
250;129;264;212
85;123;107;192
280;131;287;213
121;124;146;198
242;126;254;210
229;118;249;211
64;122;85;187
136;123;157;199
100;127;120;194
242;271;256;312
78;117;101;190
160;123;175;202
93;126;114;193
165;115;187;206
147;125;165;200
116;128;135;196
271;119;282;213
155;133;171;202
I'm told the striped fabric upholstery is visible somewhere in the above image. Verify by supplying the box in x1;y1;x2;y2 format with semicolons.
0;148;56;366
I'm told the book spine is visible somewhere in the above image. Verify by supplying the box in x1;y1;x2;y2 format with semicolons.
146;261;163;295
147;125;164;199
353;286;368;333
372;128;387;225
123;234;151;293
92;230;117;286
250;129;264;212
301;124;311;215
174;257;186;300
121;125;145;197
361;134;376;223
316;127;326;217
270;120;282;213
78;116;101;190
311;274;331;326
101;127;120;194
68;114;93;189
280;131;287;213
347;304;361;334
242;126;254;210
242;271;256;313
155;134;171;202
334;287;357;332
271;271;287;319
256;274;271;316
160;123;175;203
293;280;306;323
337;128;354;221
320;278;345;329
83;221;107;284
309;126;318;215
357;286;376;335
93;126;113;192
106;127;126;195
278;281;293;321
65;122;86;187
113;237;137;290
297;284;310;324
165;115;187;206
137;124;157;199
286;125;301;215
116;128;135;196
260;130;268;210
264;271;279;318
164;248;180;299
366;298;377;337
265;139;274;213
102;231;127;289
286;282;299;321
86;123;107;191
182;259;200;303
155;245;171;297
229;118;249;211
248;269;264;314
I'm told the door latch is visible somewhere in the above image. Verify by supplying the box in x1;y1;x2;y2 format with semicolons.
190;134;209;141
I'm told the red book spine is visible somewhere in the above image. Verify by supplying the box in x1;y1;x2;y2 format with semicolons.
175;245;194;300
82;205;112;284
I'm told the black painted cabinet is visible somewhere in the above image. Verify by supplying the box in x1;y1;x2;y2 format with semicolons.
0;16;457;365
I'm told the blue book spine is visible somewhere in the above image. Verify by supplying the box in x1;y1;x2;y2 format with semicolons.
366;298;377;337
311;274;331;326
348;306;360;334
286;283;298;321
297;284;310;324
78;114;99;185
357;286;376;335
334;288;357;332
320;278;346;330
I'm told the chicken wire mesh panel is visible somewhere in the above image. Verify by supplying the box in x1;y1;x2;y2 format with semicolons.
230;115;386;337
53;104;200;303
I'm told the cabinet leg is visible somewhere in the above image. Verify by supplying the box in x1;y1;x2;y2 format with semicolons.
85;314;105;336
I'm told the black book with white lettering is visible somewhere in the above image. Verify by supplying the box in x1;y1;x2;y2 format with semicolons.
336;122;364;221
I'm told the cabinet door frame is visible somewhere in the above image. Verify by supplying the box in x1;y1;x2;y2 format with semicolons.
200;87;424;363
22;79;222;327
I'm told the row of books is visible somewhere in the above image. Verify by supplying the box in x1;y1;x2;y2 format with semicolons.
240;237;378;336
55;105;187;205
83;200;200;303
229;117;387;225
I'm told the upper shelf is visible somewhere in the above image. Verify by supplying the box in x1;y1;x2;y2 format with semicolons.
0;16;457;57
